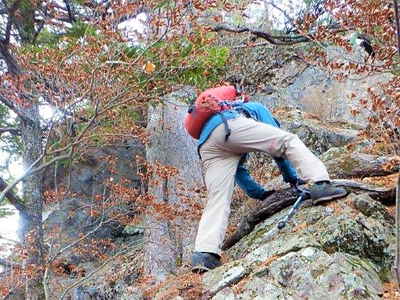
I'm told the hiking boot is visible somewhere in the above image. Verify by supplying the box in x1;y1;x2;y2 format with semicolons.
191;252;221;273
308;181;348;204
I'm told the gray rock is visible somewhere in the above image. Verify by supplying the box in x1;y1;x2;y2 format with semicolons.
278;110;359;154
203;192;395;299
44;198;128;242
43;138;145;197
322;148;399;178
254;59;392;127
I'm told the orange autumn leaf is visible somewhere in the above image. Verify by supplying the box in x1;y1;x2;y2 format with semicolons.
143;61;155;73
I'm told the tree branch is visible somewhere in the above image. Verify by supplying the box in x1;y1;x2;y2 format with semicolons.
0;127;20;136
3;0;21;44
58;240;143;300
0;176;28;213
0;235;20;245
212;24;311;45
0;93;34;124
0;257;19;268
0;150;72;206
63;0;76;23
0;41;22;75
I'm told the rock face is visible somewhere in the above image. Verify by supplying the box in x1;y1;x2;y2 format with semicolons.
276;110;359;154
147;191;395;300
203;194;395;299
251;54;392;127
42;138;145;242
200;192;395;299
39;139;146;299
43;138;145;197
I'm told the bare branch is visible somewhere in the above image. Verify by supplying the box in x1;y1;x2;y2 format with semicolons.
49;218;104;263
0;93;34;124
0;118;71;206
0;150;73;206
0;127;20;136
0;154;44;205
0;235;20;245
0;257;19;268
212;24;310;45
59;240;143;300
0;176;28;213
63;0;76;23
31;152;72;176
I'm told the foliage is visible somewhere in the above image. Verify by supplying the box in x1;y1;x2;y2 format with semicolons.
0;205;16;217
0;0;232;297
66;21;98;39
35;29;61;47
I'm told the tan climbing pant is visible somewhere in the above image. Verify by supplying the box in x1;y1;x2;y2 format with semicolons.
194;116;330;255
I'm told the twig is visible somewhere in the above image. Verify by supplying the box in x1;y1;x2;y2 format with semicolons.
49;218;104;263
0;235;20;244
0;94;32;123
212;24;310;45
44;214;106;300
0;150;72;205
0;127;20;136
0;176;28;213
0;153;44;204
0;116;69;206
0;257;19;268
59;240;143;300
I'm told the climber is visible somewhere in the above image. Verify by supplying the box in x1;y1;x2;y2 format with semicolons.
184;85;347;272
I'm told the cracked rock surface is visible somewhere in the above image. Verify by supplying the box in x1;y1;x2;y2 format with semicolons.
200;193;395;300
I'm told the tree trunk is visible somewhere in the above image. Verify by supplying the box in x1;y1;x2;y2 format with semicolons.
1;6;45;297
20;104;45;300
0;42;22;75
144;87;203;281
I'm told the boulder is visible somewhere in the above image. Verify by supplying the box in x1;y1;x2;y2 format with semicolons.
44;138;145;197
252;57;392;127
277;110;359;154
322;147;400;178
150;192;395;299
212;193;395;299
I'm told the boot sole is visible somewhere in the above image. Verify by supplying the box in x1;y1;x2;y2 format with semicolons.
313;190;348;205
191;265;211;274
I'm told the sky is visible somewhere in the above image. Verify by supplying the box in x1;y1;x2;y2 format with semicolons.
117;12;148;46
0;205;19;257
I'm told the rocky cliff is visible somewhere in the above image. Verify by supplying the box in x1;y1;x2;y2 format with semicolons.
55;101;398;300
32;49;399;299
